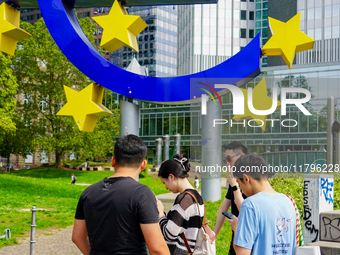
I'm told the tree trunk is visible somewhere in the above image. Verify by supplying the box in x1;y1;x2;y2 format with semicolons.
7;153;10;166
55;152;62;168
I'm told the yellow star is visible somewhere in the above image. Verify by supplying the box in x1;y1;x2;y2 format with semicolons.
0;3;31;55
233;78;281;131
92;0;147;53
57;83;113;132
262;12;315;69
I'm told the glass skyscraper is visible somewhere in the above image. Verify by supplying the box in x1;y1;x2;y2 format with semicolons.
111;5;177;77
296;0;340;64
137;0;337;167
177;0;256;75
255;0;268;67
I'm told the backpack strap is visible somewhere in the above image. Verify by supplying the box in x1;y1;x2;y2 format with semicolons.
180;191;205;255
180;233;193;255
184;191;206;225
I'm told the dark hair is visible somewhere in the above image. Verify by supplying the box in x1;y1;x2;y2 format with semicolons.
158;154;190;179
114;134;147;167
233;153;268;181
223;141;248;155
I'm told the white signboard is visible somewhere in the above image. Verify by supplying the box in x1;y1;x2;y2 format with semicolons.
25;154;33;164
40;151;48;164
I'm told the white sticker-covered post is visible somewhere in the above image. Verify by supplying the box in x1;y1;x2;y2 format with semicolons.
303;174;334;244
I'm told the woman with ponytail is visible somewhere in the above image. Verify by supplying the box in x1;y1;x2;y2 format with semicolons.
156;154;204;255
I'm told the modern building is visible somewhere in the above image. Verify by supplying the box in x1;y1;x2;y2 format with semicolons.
110;5;177;77
137;0;339;169
177;0;256;75
20;7;112;60
295;0;340;65
255;0;268;67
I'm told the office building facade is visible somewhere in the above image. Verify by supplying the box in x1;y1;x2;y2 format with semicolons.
177;0;256;75
138;0;337;168
110;5;177;77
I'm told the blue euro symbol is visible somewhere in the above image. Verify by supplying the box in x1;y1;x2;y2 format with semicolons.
37;0;261;103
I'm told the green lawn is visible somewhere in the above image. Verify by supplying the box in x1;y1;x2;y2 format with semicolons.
0;168;167;248
0;169;339;253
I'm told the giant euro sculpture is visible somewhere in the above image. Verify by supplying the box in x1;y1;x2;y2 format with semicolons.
0;0;315;131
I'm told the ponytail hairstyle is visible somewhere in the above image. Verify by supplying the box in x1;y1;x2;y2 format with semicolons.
158;154;191;179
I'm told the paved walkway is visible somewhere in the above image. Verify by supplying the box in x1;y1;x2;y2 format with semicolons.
0;195;176;255
0;226;81;255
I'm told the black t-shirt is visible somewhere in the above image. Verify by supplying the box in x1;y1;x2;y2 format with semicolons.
225;184;247;255
75;177;159;255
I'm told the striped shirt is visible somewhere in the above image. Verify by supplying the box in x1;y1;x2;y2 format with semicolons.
159;189;204;255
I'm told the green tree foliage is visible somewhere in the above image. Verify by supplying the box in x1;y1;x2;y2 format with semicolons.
0;52;17;138
11;18;119;167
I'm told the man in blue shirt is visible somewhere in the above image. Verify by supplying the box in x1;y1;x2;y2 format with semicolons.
229;154;296;255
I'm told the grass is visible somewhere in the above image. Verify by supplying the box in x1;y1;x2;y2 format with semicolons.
0;169;338;253
205;190;232;254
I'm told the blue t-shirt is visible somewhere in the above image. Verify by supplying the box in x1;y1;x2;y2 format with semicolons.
234;192;296;255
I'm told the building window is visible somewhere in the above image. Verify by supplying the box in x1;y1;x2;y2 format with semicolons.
256;11;261;20
262;20;268;27
249;29;254;38
249;11;254;20
240;29;247;38
241;0;246;2
241;10;247;20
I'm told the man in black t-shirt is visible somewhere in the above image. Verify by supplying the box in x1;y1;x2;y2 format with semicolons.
72;135;170;255
213;142;248;255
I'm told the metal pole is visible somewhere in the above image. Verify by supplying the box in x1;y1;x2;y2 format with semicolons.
163;135;170;161
332;121;340;167
119;100;140;138
327;96;336;166
155;138;163;169
30;206;37;255
174;134;181;155
201;99;222;202
120;100;141;181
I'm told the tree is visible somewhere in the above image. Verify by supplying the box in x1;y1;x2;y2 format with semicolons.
77;110;120;160
0;52;18;140
12;18;119;168
0;114;38;162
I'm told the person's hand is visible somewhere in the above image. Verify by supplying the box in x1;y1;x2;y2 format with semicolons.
227;168;238;187
210;231;216;243
156;197;165;219
227;215;238;232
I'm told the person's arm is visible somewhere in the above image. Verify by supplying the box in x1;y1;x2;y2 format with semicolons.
72;219;90;255
140;223;170;255
213;197;231;240
233;201;257;255
234;245;251;255
227;174;244;211
158;194;193;242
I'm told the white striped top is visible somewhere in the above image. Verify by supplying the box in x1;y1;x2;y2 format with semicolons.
159;189;204;255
